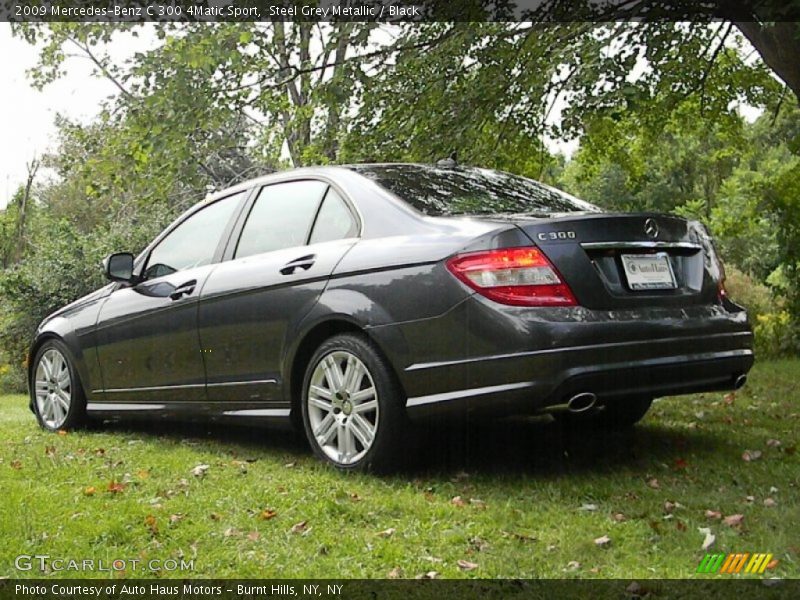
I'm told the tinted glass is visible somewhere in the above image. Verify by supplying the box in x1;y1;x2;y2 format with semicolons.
235;180;327;258
346;165;601;216
144;192;243;280
309;188;358;244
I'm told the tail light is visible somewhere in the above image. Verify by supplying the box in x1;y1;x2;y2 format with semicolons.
717;257;728;300
446;247;578;307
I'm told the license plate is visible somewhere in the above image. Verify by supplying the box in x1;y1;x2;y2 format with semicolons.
621;253;676;290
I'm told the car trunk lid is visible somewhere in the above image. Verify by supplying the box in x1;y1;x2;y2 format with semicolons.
494;213;721;310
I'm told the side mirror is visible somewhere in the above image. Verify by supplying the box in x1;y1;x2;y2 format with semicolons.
103;252;135;283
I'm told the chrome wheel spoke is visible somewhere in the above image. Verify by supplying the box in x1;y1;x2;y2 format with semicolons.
322;356;344;389
350;388;375;404
337;423;355;463
352;399;378;414
314;413;337;445
309;385;332;401
348;414;375;448
308;394;333;412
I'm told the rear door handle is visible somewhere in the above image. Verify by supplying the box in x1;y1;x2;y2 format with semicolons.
280;254;316;275
169;280;197;300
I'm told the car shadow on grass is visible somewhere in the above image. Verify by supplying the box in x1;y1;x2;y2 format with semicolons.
94;412;738;479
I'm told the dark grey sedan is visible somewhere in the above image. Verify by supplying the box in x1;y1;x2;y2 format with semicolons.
29;164;753;470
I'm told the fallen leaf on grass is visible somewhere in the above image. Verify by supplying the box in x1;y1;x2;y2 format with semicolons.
246;531;260;541
766;559;780;570
723;514;744;527
723;393;735;406
190;464;210;477
469;498;486;509
763;498;777;507
349;493;361;502
209;513;221;521
83;486;97;496
457;559;478;571
594;535;612;548
258;509;278;521
10;460;21;470
469;536;490;552
290;520;308;534
676;520;688;532
664;501;680;513
107;481;126;494
144;515;158;536
612;513;627;522
766;439;782;448
565;561;581;571
646;477;660;489
223;527;240;538
57;430;67;437
377;528;396;538
705;510;722;520
579;503;598;512
451;496;466;507
45;446;56;457
415;571;439;580
742;450;762;462
284;462;296;468
698;527;716;550
673;458;689;470
387;567;403;579
169;514;185;524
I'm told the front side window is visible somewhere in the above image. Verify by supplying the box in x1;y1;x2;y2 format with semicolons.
235;180;327;259
144;192;243;280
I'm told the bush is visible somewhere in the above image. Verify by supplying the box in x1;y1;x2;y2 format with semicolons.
725;267;800;358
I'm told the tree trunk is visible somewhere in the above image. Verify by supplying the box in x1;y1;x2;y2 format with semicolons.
734;22;800;101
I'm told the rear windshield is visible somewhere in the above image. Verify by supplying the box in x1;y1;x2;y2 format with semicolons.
346;164;601;216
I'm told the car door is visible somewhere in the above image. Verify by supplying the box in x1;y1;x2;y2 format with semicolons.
198;180;360;406
94;191;247;404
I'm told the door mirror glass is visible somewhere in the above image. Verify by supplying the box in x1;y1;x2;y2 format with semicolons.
104;252;135;283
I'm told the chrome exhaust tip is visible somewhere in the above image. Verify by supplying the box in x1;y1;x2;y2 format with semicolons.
734;374;748;390
567;392;597;414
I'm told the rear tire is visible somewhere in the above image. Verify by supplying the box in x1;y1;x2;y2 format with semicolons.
555;396;653;429
300;333;407;472
31;339;87;432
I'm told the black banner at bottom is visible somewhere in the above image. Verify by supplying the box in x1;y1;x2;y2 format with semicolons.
1;579;799;600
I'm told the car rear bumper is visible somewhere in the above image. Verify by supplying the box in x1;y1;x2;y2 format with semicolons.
368;296;754;419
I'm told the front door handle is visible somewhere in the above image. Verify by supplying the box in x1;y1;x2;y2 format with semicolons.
169;280;197;300
280;254;316;275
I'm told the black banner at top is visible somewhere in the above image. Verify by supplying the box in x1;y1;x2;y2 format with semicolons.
4;0;800;23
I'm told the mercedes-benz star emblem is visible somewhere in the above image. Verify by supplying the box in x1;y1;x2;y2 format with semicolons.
644;218;659;239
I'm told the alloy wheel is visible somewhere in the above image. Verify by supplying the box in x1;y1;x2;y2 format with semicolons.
34;348;72;430
306;350;379;465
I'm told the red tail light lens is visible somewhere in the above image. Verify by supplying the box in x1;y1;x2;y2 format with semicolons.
446;247;578;307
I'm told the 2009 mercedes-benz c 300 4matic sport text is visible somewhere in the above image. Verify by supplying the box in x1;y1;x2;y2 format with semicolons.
29;163;753;471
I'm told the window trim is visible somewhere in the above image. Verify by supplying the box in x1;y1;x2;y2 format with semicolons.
224;177;362;262
136;189;252;282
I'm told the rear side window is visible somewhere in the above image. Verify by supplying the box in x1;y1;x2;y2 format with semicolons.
144;191;243;280
235;180;327;259
346;165;601;216
309;188;358;244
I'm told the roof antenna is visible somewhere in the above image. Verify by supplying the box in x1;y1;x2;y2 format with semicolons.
436;151;458;168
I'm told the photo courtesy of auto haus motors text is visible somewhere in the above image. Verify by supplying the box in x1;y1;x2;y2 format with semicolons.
1;0;799;598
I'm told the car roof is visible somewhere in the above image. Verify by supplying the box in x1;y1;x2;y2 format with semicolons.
202;163;435;204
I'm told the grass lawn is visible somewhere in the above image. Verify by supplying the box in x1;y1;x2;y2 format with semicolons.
0;359;798;580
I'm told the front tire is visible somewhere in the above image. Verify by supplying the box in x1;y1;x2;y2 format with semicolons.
31;340;87;431
301;333;407;472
